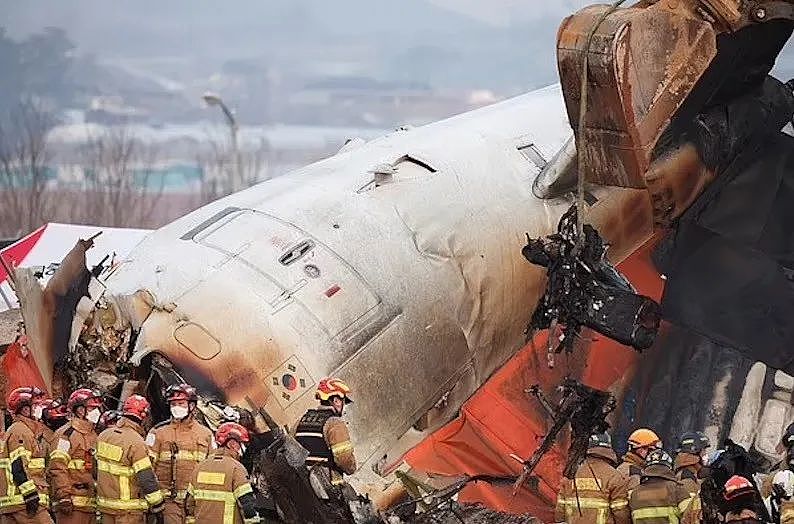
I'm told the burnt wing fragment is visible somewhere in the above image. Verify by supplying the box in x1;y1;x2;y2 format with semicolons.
523;205;660;356
513;379;616;494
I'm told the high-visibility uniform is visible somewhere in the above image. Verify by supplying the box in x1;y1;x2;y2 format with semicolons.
781;499;794;524
147;417;213;524
618;451;645;491
48;417;98;524
96;417;163;524
555;447;631;524
674;452;702;524
0;416;53;523
185;448;260;524
629;465;695;523
293;407;356;487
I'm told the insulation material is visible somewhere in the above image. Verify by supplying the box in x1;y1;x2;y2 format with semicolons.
405;240;663;520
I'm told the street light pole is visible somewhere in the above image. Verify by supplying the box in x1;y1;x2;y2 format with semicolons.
202;91;244;192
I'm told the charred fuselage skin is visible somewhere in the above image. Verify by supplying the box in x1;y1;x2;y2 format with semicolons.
102;85;656;493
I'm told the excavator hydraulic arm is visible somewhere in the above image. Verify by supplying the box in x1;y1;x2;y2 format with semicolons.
557;0;794;225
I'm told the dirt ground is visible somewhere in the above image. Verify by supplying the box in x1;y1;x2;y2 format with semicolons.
410;504;539;523
0;307;21;345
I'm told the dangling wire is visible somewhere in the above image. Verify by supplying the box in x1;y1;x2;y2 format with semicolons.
575;0;629;253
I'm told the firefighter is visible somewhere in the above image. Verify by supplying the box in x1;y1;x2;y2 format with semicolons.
675;431;710;485
0;387;53;523
555;432;631;524
674;431;709;523
722;475;764;522
96;411;122;434
48;388;103;524
40;399;68;433
619;428;662;489
96;395;164;524
184;422;260;524
628;449;694;523
36;399;67;470
293;378;357;497
146;383;213;524
768;469;794;523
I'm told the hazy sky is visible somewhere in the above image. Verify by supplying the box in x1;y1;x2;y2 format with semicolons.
428;0;593;26
2;1;792;96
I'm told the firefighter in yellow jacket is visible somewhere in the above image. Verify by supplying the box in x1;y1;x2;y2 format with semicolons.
146;384;213;524
0;387;53;524
619;428;663;490
185;422;260;524
96;395;164;524
555;432;631;524
629;449;694;523
48;388;103;524
293;377;357;496
674;431;710;524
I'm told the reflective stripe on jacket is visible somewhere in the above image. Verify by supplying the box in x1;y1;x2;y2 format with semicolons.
96;417;163;515
629;466;694;524
0;417;50;514
48;417;98;511
185;448;260;524
555;447;631;524
147;417;212;501
293;407;356;483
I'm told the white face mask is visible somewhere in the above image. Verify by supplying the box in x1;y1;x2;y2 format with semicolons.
170;405;189;420
86;408;102;424
32;406;43;420
239;444;247;456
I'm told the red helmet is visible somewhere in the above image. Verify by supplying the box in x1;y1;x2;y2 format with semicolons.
67;388;103;412
7;386;43;414
724;475;755;501
122;395;151;421
97;410;122;429
30;386;47;401
40;398;68;423
164;383;198;403
215;422;250;447
315;378;353;404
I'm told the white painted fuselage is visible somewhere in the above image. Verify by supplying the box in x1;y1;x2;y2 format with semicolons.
103;84;653;494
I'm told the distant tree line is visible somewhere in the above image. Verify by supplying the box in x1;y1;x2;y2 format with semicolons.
0;100;270;239
0;26;272;239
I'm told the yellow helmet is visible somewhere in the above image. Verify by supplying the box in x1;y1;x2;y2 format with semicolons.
628;428;661;449
315;378;353;404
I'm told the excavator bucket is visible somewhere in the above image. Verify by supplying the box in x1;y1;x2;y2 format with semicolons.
557;3;718;189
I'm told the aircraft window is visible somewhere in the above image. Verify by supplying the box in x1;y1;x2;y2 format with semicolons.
279;239;316;266
518;144;547;170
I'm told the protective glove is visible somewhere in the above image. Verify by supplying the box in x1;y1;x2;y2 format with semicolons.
55;497;74;515
23;492;39;516
147;501;165;524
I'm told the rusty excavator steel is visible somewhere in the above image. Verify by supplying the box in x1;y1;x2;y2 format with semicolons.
558;0;794;226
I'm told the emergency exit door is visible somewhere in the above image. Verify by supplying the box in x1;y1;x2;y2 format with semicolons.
188;207;381;340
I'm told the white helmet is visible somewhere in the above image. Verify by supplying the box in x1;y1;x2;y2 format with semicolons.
773;470;794;499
